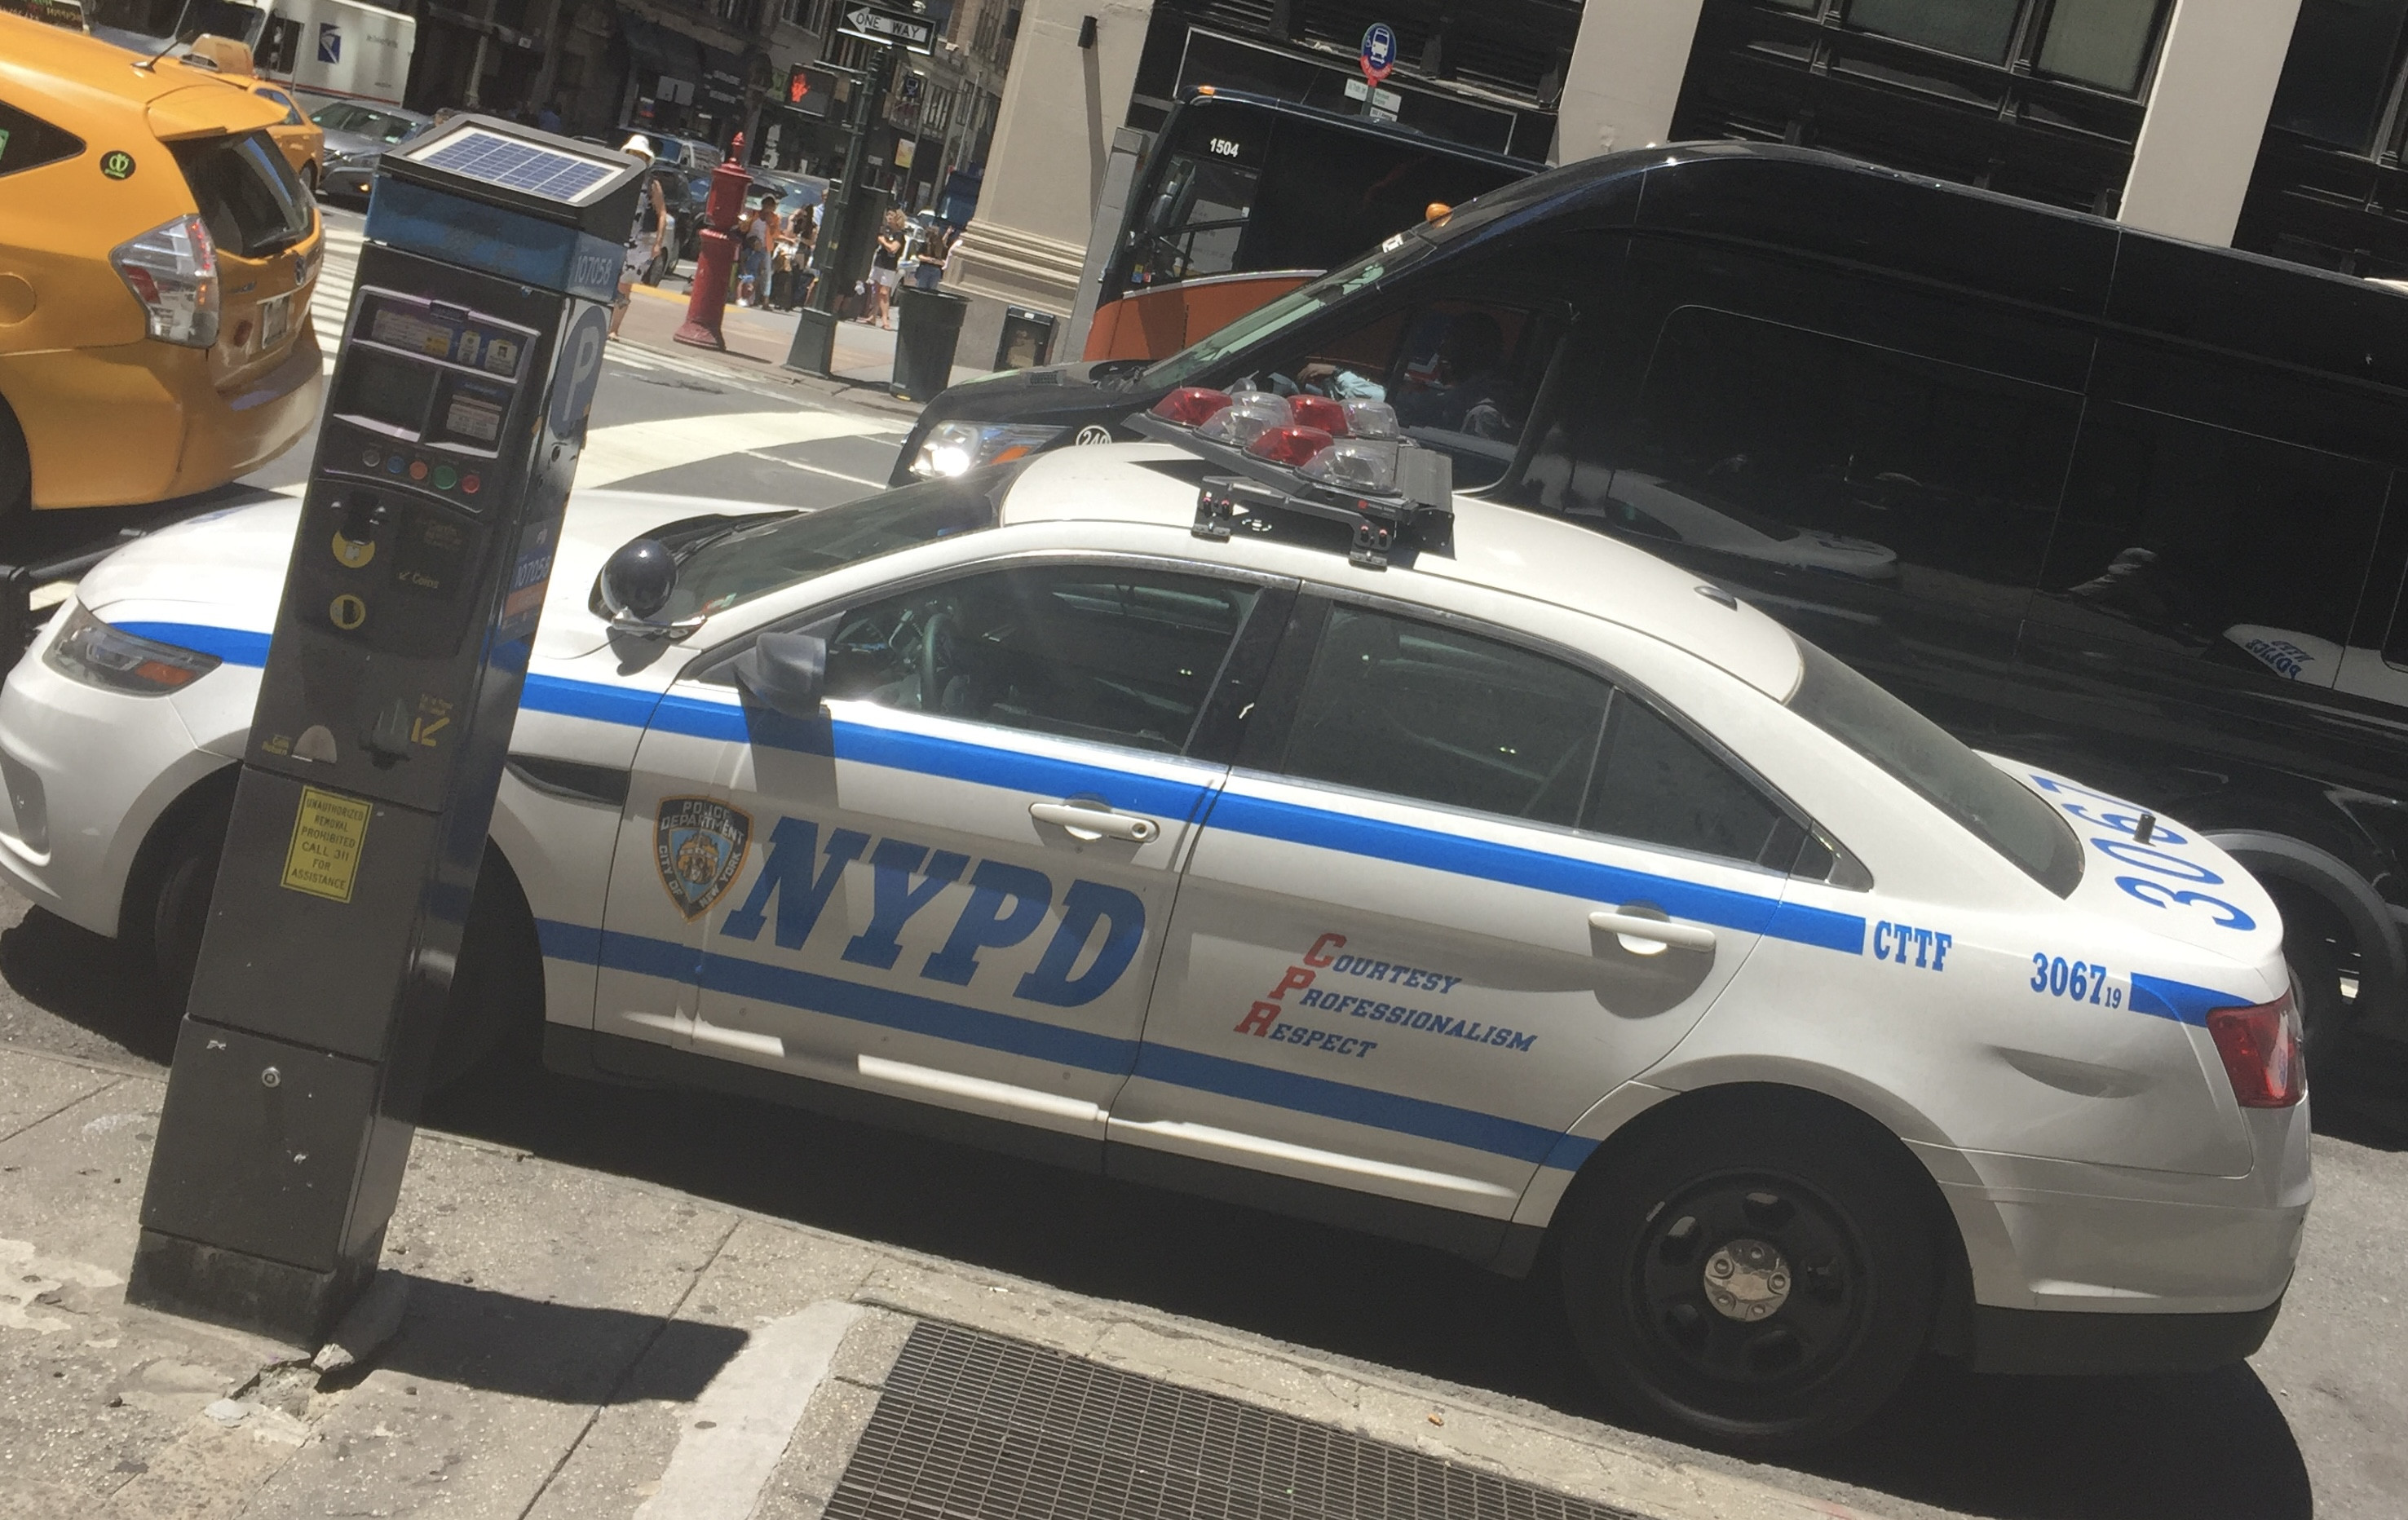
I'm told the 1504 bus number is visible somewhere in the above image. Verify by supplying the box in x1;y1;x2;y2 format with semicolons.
2030;953;2122;1007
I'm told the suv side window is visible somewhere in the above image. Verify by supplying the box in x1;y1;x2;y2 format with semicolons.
1275;603;1795;866
2038;402;2390;682
822;564;1261;754
1249;297;1566;489
0;100;86;180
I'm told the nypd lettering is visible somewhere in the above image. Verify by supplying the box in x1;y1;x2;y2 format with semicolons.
1871;920;1951;971
1233;933;1533;1054
716;814;1145;1006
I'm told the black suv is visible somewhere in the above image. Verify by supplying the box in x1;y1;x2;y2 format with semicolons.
899;143;2408;1063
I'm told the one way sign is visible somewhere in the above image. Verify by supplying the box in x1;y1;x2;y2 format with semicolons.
839;3;935;51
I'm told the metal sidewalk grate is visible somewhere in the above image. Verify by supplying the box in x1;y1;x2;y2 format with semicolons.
822;1320;1658;1520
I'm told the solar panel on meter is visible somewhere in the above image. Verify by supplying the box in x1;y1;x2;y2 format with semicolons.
407;128;621;204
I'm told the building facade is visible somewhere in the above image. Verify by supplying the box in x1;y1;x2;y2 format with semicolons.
949;0;2408;360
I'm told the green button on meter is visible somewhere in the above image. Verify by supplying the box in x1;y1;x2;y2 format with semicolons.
432;464;457;490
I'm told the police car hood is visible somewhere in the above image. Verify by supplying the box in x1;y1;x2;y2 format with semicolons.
1993;757;2290;994
71;489;724;661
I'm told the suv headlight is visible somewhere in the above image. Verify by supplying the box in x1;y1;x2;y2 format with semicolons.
912;422;1065;478
44;605;221;695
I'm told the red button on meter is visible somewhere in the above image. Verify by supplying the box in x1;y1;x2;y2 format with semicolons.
461;473;480;495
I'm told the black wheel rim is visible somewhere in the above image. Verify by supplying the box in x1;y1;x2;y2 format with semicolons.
1622;1171;1871;1398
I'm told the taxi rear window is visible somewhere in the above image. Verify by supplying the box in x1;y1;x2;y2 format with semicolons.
172;131;312;257
0;99;85;180
1787;638;2083;895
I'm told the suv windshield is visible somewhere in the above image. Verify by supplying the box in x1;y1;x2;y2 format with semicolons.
1787;638;2083;895
665;465;1015;621
1141;232;1435;389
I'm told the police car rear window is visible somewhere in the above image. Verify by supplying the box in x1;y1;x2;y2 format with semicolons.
671;464;1009;620
1786;638;2083;895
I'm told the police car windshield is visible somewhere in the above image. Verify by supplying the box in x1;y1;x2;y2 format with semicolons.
1786;639;2083;896
1141;234;1434;389
667;466;1010;621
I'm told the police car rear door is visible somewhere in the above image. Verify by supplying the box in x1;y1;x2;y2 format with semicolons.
1113;588;1793;1231
681;554;1291;1149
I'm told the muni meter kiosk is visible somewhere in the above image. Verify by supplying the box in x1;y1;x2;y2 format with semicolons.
127;119;645;1345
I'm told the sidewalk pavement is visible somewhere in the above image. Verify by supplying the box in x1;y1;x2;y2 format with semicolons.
0;1039;1891;1520
622;279;990;401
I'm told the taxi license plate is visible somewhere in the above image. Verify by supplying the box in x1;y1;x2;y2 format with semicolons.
258;291;294;353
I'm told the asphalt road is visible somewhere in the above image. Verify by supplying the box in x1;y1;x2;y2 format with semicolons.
4;205;2407;1519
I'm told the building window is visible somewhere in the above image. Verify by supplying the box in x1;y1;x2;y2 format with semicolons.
2266;0;2408;153
1846;0;2021;66
2035;0;2170;95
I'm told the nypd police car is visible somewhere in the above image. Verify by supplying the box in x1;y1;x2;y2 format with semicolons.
0;389;2310;1452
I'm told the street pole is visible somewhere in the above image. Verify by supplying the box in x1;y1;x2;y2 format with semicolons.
784;45;896;378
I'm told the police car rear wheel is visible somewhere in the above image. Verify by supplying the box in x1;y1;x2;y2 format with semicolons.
1560;1096;1936;1453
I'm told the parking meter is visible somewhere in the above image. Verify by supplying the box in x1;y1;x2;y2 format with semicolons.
126;117;644;1345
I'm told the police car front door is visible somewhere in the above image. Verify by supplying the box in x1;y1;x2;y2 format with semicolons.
687;559;1282;1146
1118;595;1796;1229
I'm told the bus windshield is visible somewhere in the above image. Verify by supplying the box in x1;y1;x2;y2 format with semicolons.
1111;96;1526;301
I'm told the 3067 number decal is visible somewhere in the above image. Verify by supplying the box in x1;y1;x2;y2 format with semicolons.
2030;953;2122;1007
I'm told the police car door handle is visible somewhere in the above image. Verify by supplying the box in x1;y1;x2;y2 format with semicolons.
1588;909;1717;955
1030;800;1160;843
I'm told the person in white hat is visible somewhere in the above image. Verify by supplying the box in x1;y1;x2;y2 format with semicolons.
612;134;669;338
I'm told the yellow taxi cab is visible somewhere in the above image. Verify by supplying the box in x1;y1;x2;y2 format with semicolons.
0;13;324;522
176;33;326;195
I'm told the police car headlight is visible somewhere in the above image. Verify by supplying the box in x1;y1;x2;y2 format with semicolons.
44;604;221;696
911;422;1065;478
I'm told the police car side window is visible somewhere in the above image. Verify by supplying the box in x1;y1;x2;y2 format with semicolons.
1279;604;1796;867
1280;607;1610;827
821;564;1259;754
1583;693;1789;865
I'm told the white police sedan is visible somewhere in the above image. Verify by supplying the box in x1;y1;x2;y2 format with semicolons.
0;390;2310;1452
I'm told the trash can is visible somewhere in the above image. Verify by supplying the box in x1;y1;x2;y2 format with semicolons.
891;285;970;401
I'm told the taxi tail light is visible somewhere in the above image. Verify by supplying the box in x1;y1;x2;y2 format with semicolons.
1151;387;1234;426
1246;424;1334;468
1286;394;1349;435
110;214;220;348
2207;991;2305;1108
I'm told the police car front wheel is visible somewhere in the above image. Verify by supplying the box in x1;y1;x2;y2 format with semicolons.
1559;1091;1937;1454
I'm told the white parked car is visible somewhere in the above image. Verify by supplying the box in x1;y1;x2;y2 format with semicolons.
0;400;2309;1452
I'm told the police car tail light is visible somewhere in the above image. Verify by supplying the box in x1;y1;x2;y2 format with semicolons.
43;604;222;696
110;214;221;348
1297;436;1403;494
1286;395;1349;435
1245;424;1335;468
1151;387;1234;426
1341;399;1400;439
1195;391;1291;447
2207;991;2304;1108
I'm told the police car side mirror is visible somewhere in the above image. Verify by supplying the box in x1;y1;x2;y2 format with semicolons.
735;632;827;719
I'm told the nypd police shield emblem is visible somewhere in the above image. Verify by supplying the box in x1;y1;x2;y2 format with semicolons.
656;797;751;920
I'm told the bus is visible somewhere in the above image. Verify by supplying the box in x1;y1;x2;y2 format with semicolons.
1080;89;1529;363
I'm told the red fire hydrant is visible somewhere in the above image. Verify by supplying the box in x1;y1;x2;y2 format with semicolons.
675;134;753;351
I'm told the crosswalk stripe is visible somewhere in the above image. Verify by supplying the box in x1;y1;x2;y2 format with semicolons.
581;411;900;487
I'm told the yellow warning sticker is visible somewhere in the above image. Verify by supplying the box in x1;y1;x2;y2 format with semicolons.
281;785;371;902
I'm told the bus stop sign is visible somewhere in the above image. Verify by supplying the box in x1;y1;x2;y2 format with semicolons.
1361;23;1397;86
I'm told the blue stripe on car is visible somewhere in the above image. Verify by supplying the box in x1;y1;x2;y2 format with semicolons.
109;619;1858;952
2128;972;2254;1027
540;917;1593;1168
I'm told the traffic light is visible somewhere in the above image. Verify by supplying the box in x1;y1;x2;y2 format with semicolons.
788;64;810;106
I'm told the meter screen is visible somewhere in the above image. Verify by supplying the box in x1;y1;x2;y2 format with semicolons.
338;351;436;435
432;373;513;449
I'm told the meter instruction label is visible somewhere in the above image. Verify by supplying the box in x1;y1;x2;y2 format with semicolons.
282;786;372;902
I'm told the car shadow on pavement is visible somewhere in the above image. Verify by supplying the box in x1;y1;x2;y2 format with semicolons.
0;899;2334;1520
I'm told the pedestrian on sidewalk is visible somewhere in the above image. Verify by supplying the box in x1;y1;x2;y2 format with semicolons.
867;209;905;329
738;192;778;307
913;223;952;290
611;136;666;338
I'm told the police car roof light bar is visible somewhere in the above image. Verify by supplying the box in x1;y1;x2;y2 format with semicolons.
1127;407;1453;569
